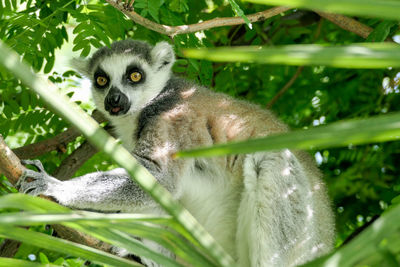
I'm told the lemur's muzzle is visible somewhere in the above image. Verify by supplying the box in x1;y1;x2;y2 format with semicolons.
104;87;130;116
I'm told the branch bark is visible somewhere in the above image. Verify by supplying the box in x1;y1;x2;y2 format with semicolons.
0;135;114;258
105;0;290;37
53;141;98;180
316;11;373;39
13;110;106;160
106;0;373;40
53;124;115;180
0;135;24;185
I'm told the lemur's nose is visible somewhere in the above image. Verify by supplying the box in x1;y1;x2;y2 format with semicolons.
111;94;120;104
104;87;130;116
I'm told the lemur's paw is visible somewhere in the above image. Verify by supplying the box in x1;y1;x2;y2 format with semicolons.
17;160;60;196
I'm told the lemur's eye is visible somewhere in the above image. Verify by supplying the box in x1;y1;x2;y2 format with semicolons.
130;72;142;82
96;76;108;86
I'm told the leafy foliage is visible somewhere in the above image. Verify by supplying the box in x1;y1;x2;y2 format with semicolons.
1;0;400;266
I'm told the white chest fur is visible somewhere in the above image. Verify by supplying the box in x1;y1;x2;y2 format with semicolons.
178;166;240;256
110;114;139;151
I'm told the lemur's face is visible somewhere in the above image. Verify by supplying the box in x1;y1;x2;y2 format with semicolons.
87;41;175;117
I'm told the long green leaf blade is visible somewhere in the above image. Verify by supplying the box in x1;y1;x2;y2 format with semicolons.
0;226;139;267
0;209;214;267
108;223;215;266
0;257;58;267
244;0;400;20
183;43;400;69
0;194;69;212
176;112;400;158
0;212;170;226
227;0;252;28
72;226;184;267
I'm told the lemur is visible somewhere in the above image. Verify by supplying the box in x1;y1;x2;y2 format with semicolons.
18;39;335;266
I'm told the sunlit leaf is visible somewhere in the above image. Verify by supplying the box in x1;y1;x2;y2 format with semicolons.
0;257;58;267
0;226;139;267
183;43;400;68
0;194;215;267
177;112;400;158
227;0;252;29
366;21;397;42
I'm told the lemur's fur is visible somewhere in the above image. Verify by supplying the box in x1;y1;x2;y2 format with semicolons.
19;40;335;266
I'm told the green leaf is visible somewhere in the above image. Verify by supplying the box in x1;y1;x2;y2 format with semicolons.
0;257;57;267
148;0;163;23
21;90;30;110
227;0;252;29
72;226;185;267
86;4;105;11
39;252;50;264
61;26;68;41
134;0;148;9
199;60;213;87
183;43;400;69
0;226;139;267
367;21;397;42
0;208;213;267
72;40;86;52
44;55;55;73
391;195;400;205
90;38;103;48
244;0;400;20
80;45;91;58
176;112;400;158
72;21;88;34
168;0;188;13
0;194;69;212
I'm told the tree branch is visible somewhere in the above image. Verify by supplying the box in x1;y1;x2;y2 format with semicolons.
316;11;373;39
0;135;24;185
106;0;373;40
106;0;290;37
53;141;98;180
53;124;115;180
13;110;106;160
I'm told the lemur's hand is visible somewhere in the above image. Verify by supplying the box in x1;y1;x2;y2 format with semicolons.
17;159;61;196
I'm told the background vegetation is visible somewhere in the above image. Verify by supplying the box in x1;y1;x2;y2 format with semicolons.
0;0;400;266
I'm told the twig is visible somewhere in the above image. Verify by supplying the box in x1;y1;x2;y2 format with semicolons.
316;11;373;39
127;0;135;8
266;66;304;109
105;0;290;37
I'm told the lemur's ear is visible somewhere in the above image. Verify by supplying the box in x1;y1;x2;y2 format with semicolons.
151;41;175;71
70;58;91;78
